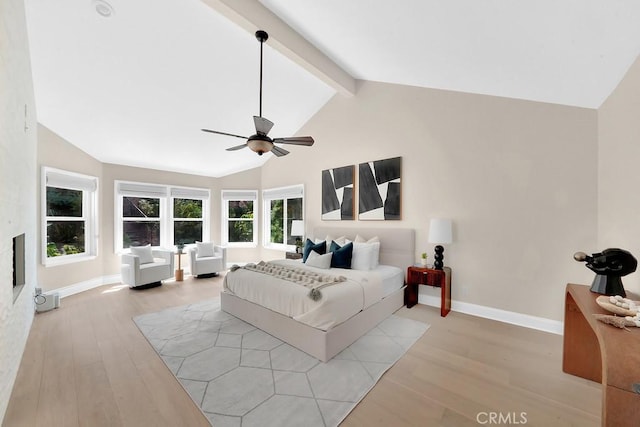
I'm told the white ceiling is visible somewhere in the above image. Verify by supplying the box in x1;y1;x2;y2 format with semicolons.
260;0;640;108
25;0;640;177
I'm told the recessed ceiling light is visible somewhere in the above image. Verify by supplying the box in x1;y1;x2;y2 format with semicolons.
93;0;114;18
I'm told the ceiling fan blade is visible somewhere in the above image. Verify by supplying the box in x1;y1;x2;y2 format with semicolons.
226;143;248;151
254;116;274;135
201;129;248;140
270;145;290;157
272;136;315;146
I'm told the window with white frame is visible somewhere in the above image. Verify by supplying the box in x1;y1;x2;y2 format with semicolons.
42;167;98;265
115;181;210;251
262;185;304;250
221;190;257;247
171;187;207;247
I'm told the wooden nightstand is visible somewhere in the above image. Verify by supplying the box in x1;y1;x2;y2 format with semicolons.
406;266;451;317
285;251;302;260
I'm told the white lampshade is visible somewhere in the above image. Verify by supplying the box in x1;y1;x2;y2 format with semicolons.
428;219;452;244
290;220;304;237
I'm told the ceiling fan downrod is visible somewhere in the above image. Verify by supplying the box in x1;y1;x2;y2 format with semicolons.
256;30;268;119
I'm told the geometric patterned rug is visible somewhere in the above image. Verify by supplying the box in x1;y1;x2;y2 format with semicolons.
133;298;429;427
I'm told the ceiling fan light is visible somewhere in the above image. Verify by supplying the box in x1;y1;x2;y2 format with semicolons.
247;137;272;155
93;0;114;17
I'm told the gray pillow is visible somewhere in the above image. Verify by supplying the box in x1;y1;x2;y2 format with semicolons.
196;241;215;258
305;250;332;269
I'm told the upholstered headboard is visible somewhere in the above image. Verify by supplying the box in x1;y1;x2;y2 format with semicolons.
311;226;415;272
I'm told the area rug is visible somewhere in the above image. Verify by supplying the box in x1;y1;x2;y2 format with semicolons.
133;298;429;427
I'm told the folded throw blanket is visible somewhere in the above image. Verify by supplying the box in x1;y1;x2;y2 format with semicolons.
228;261;346;301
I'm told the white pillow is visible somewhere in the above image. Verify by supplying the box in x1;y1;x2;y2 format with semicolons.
314;235;347;252
352;242;382;270
196;241;215;258
305;250;333;269
354;234;379;244
354;235;380;268
315;235;346;246
130;244;154;265
335;235;348;245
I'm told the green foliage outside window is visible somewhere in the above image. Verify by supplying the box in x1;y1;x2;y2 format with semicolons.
228;200;254;243
270;200;284;244
46;187;86;257
123;197;159;218
174;198;202;218
173;198;204;244
47;243;61;257
47;187;82;217
122;197;162;248
269;197;302;245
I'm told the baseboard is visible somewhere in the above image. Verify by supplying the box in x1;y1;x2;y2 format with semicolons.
55;274;121;299
418;295;563;335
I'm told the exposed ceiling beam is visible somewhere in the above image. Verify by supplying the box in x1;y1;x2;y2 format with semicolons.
201;0;357;96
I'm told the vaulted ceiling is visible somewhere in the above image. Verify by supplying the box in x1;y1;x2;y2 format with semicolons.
24;0;640;177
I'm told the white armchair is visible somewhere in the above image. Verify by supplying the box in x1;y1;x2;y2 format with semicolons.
121;246;174;289
189;242;227;278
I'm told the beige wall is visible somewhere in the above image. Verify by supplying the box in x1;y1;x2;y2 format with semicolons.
598;55;640;296
261;81;598;321
0;0;38;420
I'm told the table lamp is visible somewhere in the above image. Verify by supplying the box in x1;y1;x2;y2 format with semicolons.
290;220;304;253
429;219;452;270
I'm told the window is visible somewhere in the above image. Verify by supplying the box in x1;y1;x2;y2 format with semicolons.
42;167;98;265
173;198;203;246
170;187;208;247
122;196;160;247
115;181;209;251
262;185;304;250
221;190;257;247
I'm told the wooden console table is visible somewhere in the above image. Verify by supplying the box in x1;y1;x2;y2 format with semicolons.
563;284;640;426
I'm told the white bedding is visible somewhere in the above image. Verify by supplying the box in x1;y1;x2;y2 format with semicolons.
376;264;405;297
223;259;402;331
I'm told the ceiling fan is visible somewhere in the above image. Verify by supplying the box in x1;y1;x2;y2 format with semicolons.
201;30;315;157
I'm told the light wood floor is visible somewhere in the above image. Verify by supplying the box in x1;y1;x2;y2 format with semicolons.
4;275;601;427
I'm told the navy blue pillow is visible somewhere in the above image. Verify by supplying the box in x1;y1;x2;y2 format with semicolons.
329;241;353;269
303;239;326;262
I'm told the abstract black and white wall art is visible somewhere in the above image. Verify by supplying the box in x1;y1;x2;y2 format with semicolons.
358;156;401;220
321;165;354;220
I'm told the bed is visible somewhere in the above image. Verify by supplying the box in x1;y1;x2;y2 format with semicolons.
221;227;414;362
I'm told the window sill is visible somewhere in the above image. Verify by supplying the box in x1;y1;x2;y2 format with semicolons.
263;244;296;252
225;243;258;249
44;254;97;267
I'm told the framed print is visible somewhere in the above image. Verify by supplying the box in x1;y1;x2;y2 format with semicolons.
321;165;354;220
358;156;401;220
